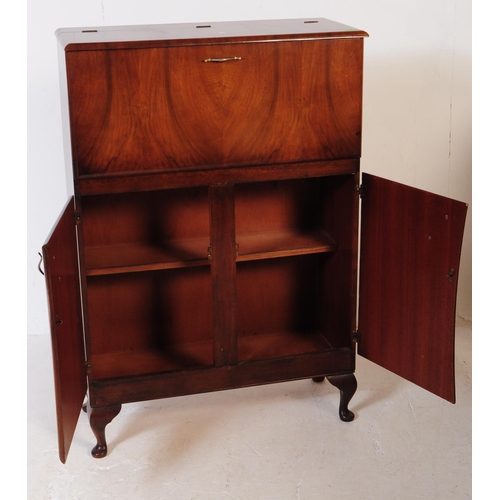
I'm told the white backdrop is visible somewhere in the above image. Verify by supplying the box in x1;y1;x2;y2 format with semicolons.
27;0;472;335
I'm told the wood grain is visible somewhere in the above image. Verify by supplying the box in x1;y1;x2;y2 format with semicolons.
66;39;363;177
42;198;87;463
209;184;238;365
358;174;468;403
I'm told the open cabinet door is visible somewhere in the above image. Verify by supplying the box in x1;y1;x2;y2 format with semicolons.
42;197;87;463
358;174;467;403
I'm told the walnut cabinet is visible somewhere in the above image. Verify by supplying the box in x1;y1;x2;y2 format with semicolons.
41;19;468;463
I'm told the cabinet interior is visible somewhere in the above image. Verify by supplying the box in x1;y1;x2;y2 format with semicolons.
234;176;357;360
86;268;214;380
82;187;210;275
81;174;357;380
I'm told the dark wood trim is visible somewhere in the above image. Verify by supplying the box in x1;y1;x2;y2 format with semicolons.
210;184;238;366
76;160;359;196
89;348;354;406
327;373;357;422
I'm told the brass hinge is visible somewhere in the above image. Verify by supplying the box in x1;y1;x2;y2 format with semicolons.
85;363;92;375
74;212;81;224
356;185;365;199
353;330;361;343
207;245;213;261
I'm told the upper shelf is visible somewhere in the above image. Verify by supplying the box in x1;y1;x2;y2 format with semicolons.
85;238;210;276
236;228;338;263
85;228;338;276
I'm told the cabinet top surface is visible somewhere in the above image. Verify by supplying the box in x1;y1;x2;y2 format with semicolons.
56;18;368;51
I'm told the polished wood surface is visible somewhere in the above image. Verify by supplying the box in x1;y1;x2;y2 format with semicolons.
57;18;368;51
210;184;238;366
87;404;122;459
358;174;468;403
76;159;359;196
89;349;354;406
327;374;357;422
42;198;87;463
66;38;363;176
44;18;468;462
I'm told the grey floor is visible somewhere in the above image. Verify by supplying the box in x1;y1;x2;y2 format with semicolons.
27;320;471;499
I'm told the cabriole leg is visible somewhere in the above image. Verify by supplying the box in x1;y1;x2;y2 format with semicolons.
87;404;122;458
327;373;357;422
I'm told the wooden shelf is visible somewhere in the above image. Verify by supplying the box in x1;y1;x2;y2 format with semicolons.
85;237;210;276
238;331;333;362
236;228;338;262
85;229;336;275
92;341;214;380
92;332;333;380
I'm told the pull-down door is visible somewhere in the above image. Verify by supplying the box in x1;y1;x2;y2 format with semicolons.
358;174;467;403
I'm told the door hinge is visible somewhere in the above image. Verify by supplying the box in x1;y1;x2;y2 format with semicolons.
356;185;365;199
74;212;82;225
353;330;361;343
86;363;92;375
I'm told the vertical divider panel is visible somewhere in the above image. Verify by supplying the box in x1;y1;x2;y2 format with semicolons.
209;184;238;366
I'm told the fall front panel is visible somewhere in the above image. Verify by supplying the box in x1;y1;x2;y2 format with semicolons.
65;38;363;176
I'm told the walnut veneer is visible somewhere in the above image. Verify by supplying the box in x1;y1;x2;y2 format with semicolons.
42;18;467;463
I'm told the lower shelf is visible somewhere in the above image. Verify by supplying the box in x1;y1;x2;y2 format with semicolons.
238;331;333;362
91;330;335;381
91;341;214;380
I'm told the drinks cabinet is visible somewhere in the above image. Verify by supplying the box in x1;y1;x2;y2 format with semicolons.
41;18;468;463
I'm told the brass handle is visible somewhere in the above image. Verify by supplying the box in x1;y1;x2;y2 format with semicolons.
203;56;242;63
38;252;44;276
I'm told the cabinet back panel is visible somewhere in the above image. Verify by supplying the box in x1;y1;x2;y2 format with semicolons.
66;39;363;176
81;188;209;248
236;257;320;337
235;179;321;235
235;175;355;238
86;268;213;356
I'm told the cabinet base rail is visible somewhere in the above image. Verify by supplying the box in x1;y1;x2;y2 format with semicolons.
83;373;357;459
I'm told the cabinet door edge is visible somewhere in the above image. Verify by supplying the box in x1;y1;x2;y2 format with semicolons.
42;196;87;463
